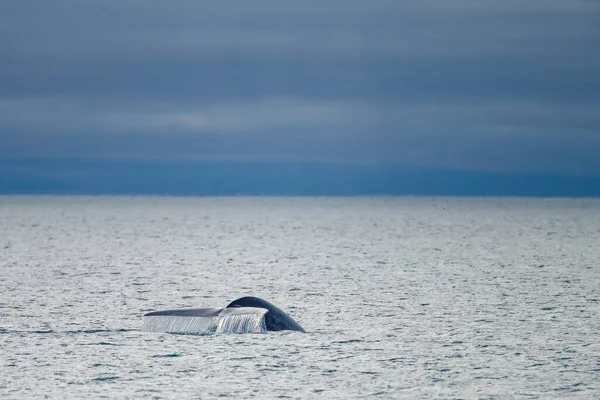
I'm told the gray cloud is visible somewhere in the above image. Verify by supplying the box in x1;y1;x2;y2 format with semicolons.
3;0;598;58
1;0;599;174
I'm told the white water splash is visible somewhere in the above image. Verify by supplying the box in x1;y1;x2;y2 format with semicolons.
142;307;268;335
216;307;267;334
142;315;217;335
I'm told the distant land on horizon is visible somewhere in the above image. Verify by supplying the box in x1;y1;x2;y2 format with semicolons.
1;158;599;197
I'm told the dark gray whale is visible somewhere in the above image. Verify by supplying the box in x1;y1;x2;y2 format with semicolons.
143;296;305;334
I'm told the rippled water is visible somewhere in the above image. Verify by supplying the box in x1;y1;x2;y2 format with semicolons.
1;196;599;399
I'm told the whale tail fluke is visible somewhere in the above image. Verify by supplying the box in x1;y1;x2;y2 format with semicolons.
142;297;304;335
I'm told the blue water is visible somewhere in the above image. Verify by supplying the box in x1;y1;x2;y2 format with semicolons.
1;196;599;398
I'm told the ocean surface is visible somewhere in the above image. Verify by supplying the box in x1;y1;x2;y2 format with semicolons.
1;196;599;399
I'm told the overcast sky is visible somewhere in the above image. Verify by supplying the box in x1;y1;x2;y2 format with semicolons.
1;0;600;194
